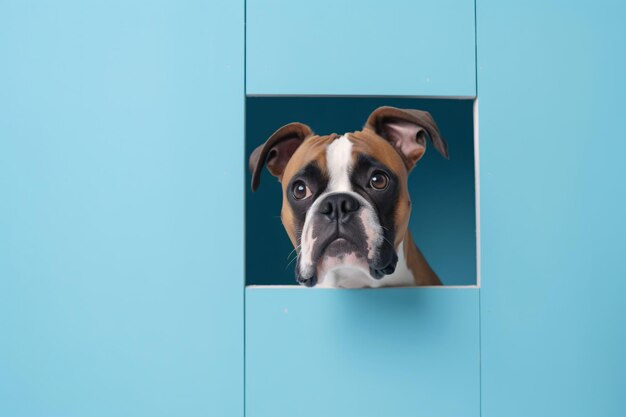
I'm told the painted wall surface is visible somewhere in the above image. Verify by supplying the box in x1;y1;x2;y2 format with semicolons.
0;1;244;416
3;0;624;416
246;0;476;96
477;1;626;416
246;97;477;286
246;287;479;417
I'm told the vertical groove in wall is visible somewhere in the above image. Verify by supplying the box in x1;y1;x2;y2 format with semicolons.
243;0;247;416
473;0;482;416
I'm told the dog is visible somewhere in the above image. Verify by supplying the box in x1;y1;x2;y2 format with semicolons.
249;106;449;288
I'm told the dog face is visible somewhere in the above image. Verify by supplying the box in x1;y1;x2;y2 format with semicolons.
250;107;448;287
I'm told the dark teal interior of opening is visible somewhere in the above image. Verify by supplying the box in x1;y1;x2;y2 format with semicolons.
246;97;476;286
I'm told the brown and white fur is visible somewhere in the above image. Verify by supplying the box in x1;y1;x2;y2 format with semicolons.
250;107;449;288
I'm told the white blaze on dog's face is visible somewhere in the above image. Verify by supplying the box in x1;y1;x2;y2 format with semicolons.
249;107;448;288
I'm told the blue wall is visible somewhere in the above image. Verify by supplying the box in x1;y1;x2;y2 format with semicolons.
0;1;244;416
2;0;625;416
246;97;476;286
246;0;475;96
477;1;626;416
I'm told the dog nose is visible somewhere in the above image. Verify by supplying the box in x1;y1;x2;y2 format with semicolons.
318;193;360;222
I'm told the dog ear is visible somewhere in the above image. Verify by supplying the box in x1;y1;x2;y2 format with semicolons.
249;122;314;191
365;106;449;170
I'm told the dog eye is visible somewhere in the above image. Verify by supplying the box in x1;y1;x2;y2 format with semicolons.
292;181;312;200
369;171;389;190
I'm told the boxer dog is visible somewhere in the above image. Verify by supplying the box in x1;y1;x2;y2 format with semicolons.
249;107;449;288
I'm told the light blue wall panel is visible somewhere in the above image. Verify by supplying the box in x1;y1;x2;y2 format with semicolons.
0;1;243;416
246;288;479;417
246;0;476;96
477;1;626;416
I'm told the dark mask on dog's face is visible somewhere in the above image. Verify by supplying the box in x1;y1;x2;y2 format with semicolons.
250;107;448;288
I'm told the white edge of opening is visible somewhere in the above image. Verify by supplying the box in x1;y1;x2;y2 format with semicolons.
245;285;479;290
473;98;481;289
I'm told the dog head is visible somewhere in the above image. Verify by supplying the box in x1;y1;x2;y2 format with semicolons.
250;107;448;287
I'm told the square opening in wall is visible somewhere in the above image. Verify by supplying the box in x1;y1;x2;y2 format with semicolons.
246;97;477;287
